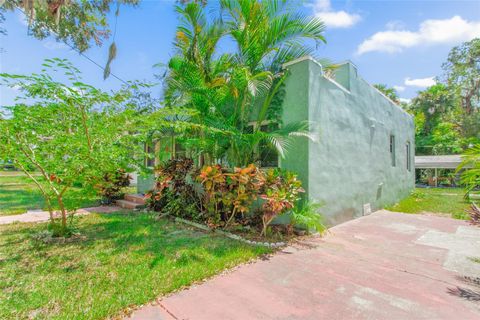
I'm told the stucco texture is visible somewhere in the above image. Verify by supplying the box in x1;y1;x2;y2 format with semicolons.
280;57;415;226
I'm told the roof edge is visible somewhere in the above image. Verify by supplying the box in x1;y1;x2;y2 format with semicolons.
282;56;323;73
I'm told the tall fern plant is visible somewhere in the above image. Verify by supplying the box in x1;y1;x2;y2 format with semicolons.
289;202;327;234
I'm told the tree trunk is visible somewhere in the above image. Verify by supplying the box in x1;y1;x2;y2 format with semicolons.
261;215;274;237
224;207;237;229
56;194;68;232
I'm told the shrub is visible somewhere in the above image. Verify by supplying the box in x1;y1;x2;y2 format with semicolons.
197;164;227;223
259;169;305;236
288;201;326;234
148;160;308;237
145;158;202;220
96;169;131;204
197;164;264;227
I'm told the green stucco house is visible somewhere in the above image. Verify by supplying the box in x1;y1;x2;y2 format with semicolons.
278;56;415;225
138;56;415;226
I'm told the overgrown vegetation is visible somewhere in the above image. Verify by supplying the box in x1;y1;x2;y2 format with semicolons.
145;158;201;219
0;212;270;319
145;159;311;237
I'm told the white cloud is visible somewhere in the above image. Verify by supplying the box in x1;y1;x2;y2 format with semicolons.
309;0;361;29
393;85;405;92
404;77;436;88
399;98;411;104
43;41;68;50
385;20;406;31
357;16;480;54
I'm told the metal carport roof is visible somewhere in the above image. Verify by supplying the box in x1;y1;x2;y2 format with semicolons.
415;155;463;169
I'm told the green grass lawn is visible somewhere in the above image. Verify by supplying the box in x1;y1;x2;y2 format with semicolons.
0;173;100;216
386;187;472;220
0;212;270;319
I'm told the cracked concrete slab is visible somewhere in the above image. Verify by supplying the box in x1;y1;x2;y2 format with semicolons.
416;226;480;277
126;210;480;320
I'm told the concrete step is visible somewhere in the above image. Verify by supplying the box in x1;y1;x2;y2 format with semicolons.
115;199;144;210
124;193;146;205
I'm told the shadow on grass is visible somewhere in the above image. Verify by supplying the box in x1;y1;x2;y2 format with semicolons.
4;211;271;267
0;186;100;216
0;187;44;214
77;212;265;260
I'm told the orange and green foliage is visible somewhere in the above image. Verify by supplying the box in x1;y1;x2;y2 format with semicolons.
260;169;304;236
147;159;305;236
198;164;265;227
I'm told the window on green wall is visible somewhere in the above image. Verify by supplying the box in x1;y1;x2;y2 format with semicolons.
390;135;396;167
406;142;411;171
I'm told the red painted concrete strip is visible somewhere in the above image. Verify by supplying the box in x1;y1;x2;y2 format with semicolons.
127;211;480;320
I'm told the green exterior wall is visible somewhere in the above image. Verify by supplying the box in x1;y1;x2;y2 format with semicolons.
278;61;310;194
137;137;177;194
280;57;415;226
137;56;415;226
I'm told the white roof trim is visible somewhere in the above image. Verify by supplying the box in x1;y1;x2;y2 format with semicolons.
321;75;351;94
282;56;323;73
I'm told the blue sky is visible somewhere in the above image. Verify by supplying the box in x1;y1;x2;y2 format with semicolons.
1;0;480;107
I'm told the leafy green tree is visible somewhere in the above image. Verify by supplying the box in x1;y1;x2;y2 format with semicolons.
373;84;399;104
0;58;141;235
410;84;459;155
411;39;480;156
430;122;463;155
443;38;480;115
411;84;455;135
2;0;139;52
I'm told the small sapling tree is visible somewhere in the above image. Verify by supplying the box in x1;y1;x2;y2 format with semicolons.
0;58;141;235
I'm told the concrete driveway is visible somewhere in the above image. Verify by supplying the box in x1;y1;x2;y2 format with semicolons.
127;210;480;320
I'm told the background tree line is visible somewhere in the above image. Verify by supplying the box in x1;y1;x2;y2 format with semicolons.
375;38;479;156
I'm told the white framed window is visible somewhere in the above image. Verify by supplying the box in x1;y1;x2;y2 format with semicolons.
406;141;411;171
390;134;396;167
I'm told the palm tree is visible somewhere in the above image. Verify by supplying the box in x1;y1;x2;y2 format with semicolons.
162;0;326;167
458;144;480;197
